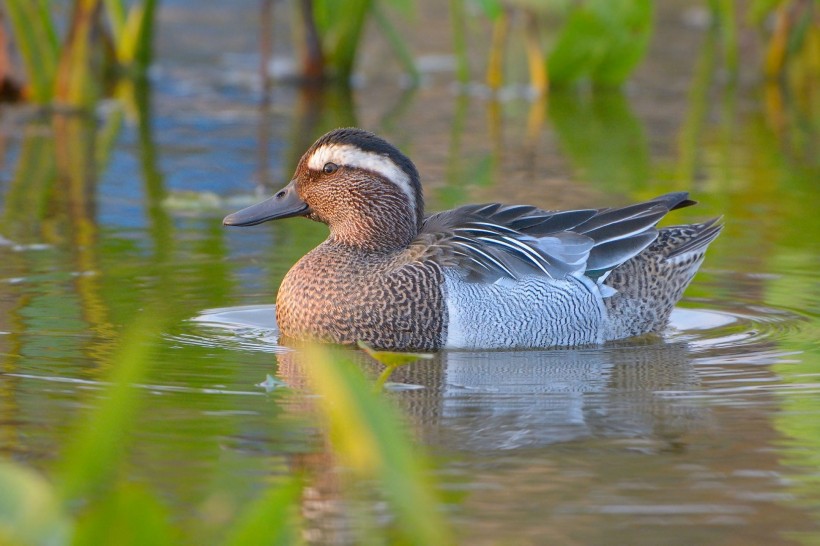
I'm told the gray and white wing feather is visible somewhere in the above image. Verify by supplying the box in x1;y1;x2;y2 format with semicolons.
413;192;697;284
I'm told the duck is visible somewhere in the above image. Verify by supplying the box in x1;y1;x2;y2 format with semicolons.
224;128;722;351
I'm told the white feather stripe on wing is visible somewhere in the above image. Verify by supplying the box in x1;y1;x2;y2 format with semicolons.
580;207;666;245
475;235;553;276
450;239;517;278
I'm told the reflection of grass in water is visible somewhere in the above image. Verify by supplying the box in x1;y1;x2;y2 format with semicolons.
0;316;451;544
672;69;820;539
769;253;820;545
549;90;650;193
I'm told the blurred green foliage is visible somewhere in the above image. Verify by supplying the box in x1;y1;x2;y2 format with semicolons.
471;0;815;92
547;0;653;87
2;0;156;107
292;0;418;83
3;0;59;103
3;1;814;102
0;324;450;545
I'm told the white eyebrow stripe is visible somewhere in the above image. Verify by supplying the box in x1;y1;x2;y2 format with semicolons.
307;143;416;222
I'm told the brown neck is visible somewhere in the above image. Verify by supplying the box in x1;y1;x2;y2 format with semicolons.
327;193;419;251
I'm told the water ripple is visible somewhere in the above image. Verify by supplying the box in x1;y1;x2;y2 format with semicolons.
177;301;807;363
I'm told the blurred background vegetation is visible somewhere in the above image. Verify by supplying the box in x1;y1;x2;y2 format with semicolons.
0;0;817;544
1;0;156;106
0;0;816;105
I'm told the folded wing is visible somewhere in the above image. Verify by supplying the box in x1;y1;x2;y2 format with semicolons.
416;192;695;283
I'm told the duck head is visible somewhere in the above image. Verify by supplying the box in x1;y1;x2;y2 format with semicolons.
223;128;424;251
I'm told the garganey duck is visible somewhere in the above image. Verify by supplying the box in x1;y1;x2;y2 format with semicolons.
224;128;722;351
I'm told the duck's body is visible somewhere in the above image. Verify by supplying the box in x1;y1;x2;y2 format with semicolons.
225;128;722;351
276;241;446;350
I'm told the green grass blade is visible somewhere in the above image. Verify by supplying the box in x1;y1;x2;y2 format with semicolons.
4;0;59;102
357;341;432;368
33;0;60;52
54;0;103;107
305;346;452;545
449;0;471;85
223;477;304;546
372;2;419;85
117;0;158;70
314;0;373;80
379;0;413;16
590;0;653;86
357;341;432;391
710;0;739;75
547;8;608;86
103;0;127;42
104;0;157;70
473;0;504;19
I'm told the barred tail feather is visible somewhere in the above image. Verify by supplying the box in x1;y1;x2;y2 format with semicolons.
602;219;723;340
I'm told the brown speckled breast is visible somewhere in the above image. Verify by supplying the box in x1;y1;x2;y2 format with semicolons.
275;241;446;350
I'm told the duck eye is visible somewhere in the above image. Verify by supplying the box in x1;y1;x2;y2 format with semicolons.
323;162;338;174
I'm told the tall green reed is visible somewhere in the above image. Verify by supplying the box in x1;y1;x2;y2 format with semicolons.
3;0;59;103
293;0;418;83
472;0;653;93
2;0;157;107
294;0;814;94
104;0;157;72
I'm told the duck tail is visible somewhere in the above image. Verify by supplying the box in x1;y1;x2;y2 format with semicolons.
602;218;723;340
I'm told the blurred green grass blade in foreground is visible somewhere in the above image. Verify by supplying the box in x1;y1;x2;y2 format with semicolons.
305;345;453;545
70;484;179;546
223;477;304;546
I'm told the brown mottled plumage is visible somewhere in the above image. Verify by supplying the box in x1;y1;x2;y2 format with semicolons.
603;219;722;339
276;245;445;350
224;128;722;350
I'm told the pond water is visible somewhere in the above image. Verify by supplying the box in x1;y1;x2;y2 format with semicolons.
1;1;818;544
